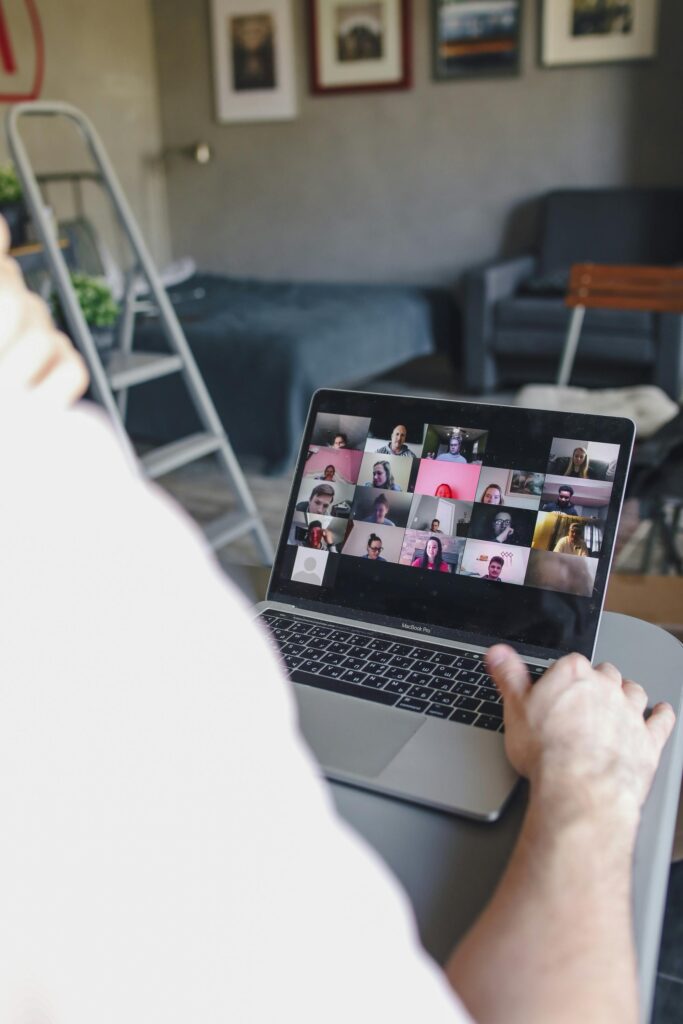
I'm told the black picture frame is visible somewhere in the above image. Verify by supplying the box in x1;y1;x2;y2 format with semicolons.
431;0;522;82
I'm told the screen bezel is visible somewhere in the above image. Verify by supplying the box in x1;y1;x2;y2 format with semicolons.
267;389;635;661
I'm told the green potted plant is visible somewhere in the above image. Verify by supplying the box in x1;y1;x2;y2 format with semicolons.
0;163;29;247
52;272;120;352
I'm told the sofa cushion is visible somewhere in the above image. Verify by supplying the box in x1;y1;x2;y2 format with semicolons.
492;327;656;365
539;188;683;276
496;296;653;334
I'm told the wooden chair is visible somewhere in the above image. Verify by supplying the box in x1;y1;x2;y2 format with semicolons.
558;264;683;386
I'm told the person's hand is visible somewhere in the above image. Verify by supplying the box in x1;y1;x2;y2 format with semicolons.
486;645;675;834
498;525;514;542
0;218;88;407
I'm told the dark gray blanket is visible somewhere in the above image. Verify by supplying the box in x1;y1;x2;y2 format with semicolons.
125;274;449;474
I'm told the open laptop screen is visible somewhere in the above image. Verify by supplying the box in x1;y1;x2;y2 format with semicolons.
268;391;634;660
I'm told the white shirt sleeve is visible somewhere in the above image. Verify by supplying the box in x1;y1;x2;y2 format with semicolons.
0;399;473;1024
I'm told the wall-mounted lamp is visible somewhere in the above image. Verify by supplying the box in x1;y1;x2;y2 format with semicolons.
161;142;213;166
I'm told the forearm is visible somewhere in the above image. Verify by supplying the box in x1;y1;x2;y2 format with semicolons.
445;794;638;1024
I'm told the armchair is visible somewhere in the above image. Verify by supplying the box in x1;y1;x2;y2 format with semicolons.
462;189;683;398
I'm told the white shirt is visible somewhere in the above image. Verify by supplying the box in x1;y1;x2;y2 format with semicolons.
0;399;472;1024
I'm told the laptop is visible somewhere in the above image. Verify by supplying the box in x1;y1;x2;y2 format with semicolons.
255;389;634;820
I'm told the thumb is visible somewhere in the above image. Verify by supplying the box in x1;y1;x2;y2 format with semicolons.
486;644;530;701
0;216;9;255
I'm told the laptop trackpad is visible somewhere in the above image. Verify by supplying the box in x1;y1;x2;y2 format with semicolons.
296;686;424;778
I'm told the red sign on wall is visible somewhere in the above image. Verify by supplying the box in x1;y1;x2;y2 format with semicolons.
0;0;44;102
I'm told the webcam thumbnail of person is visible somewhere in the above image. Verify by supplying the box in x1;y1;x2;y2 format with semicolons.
351;487;413;528
468;504;537;549
474;466;544;511
407;494;472;538
309;413;372;453
288;512;350;553
546;438;620;482
364;419;426;460
291;546;329;588
532;513;603;559
422;424;488;464
540;475;612;520
399;531;465;574
525;549;599;597
341;521;404;564
304;446;364;486
459;539;530;585
295;478;356;520
413;459;481;503
356;451;414;493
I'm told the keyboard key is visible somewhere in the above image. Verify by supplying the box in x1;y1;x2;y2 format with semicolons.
290;669;399;706
431;651;456;666
477;676;497;692
473;715;501;731
303;648;326;661
289;622;314;635
328;641;353;655
367;651;392;664
478;699;503;720
456;670;482;685
349;634;371;648
362;675;387;689
389;655;414;670
453;655;479;671
367;638;392;652
454;695;480;711
305;638;328;651
384;679;410;695
452;682;477;697
319;664;346;679
342;657;366;672
284;654;304;670
300;659;322;674
431;690;456;706
389;642;414;656
397;696;429;713
272;628;291;643
408;685;434;701
319;651;346;666
281;642;306;656
426;703;452;719
384;666;409;681
433;665;458;682
406;671;431;686
451;708;477;725
411;658;436;675
347;645;370;659
366;659;389;675
341;669;366;685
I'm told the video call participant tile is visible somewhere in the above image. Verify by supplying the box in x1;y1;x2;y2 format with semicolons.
532;512;603;558
310;412;371;452
295;478;356;519
422;424;488;464
413;458;481;502
474;466;544;510
364;418;425;460
525;549;598;598
351;487;412;529
547;438;620;481
468;503;537;549
357;451;413;493
340;521;404;564
459;540;530;585
288;512;350;553
304;446;364;486
291;546;329;587
540;475;612;520
407;494;472;538
399;530;465;574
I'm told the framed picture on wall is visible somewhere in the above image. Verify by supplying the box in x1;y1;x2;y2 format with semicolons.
541;0;660;67
432;0;522;81
308;0;412;94
210;0;297;122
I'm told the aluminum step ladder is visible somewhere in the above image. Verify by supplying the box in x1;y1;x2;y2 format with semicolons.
6;101;273;564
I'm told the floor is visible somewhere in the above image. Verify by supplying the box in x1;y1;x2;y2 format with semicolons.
158;353;683;1022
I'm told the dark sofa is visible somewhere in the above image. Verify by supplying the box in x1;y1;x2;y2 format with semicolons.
462;189;683;397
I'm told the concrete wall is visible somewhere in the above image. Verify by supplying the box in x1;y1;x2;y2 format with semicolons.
152;0;683;285
0;0;170;264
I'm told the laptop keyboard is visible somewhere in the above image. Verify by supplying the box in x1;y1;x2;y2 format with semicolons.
260;610;547;733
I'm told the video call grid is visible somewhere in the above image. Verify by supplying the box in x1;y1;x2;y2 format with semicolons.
288;413;620;597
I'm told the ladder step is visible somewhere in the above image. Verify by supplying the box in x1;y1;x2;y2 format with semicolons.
141;432;222;479
107;351;183;390
204;510;258;550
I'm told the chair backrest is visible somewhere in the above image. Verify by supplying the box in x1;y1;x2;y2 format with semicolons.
539;189;683;275
566;264;683;313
